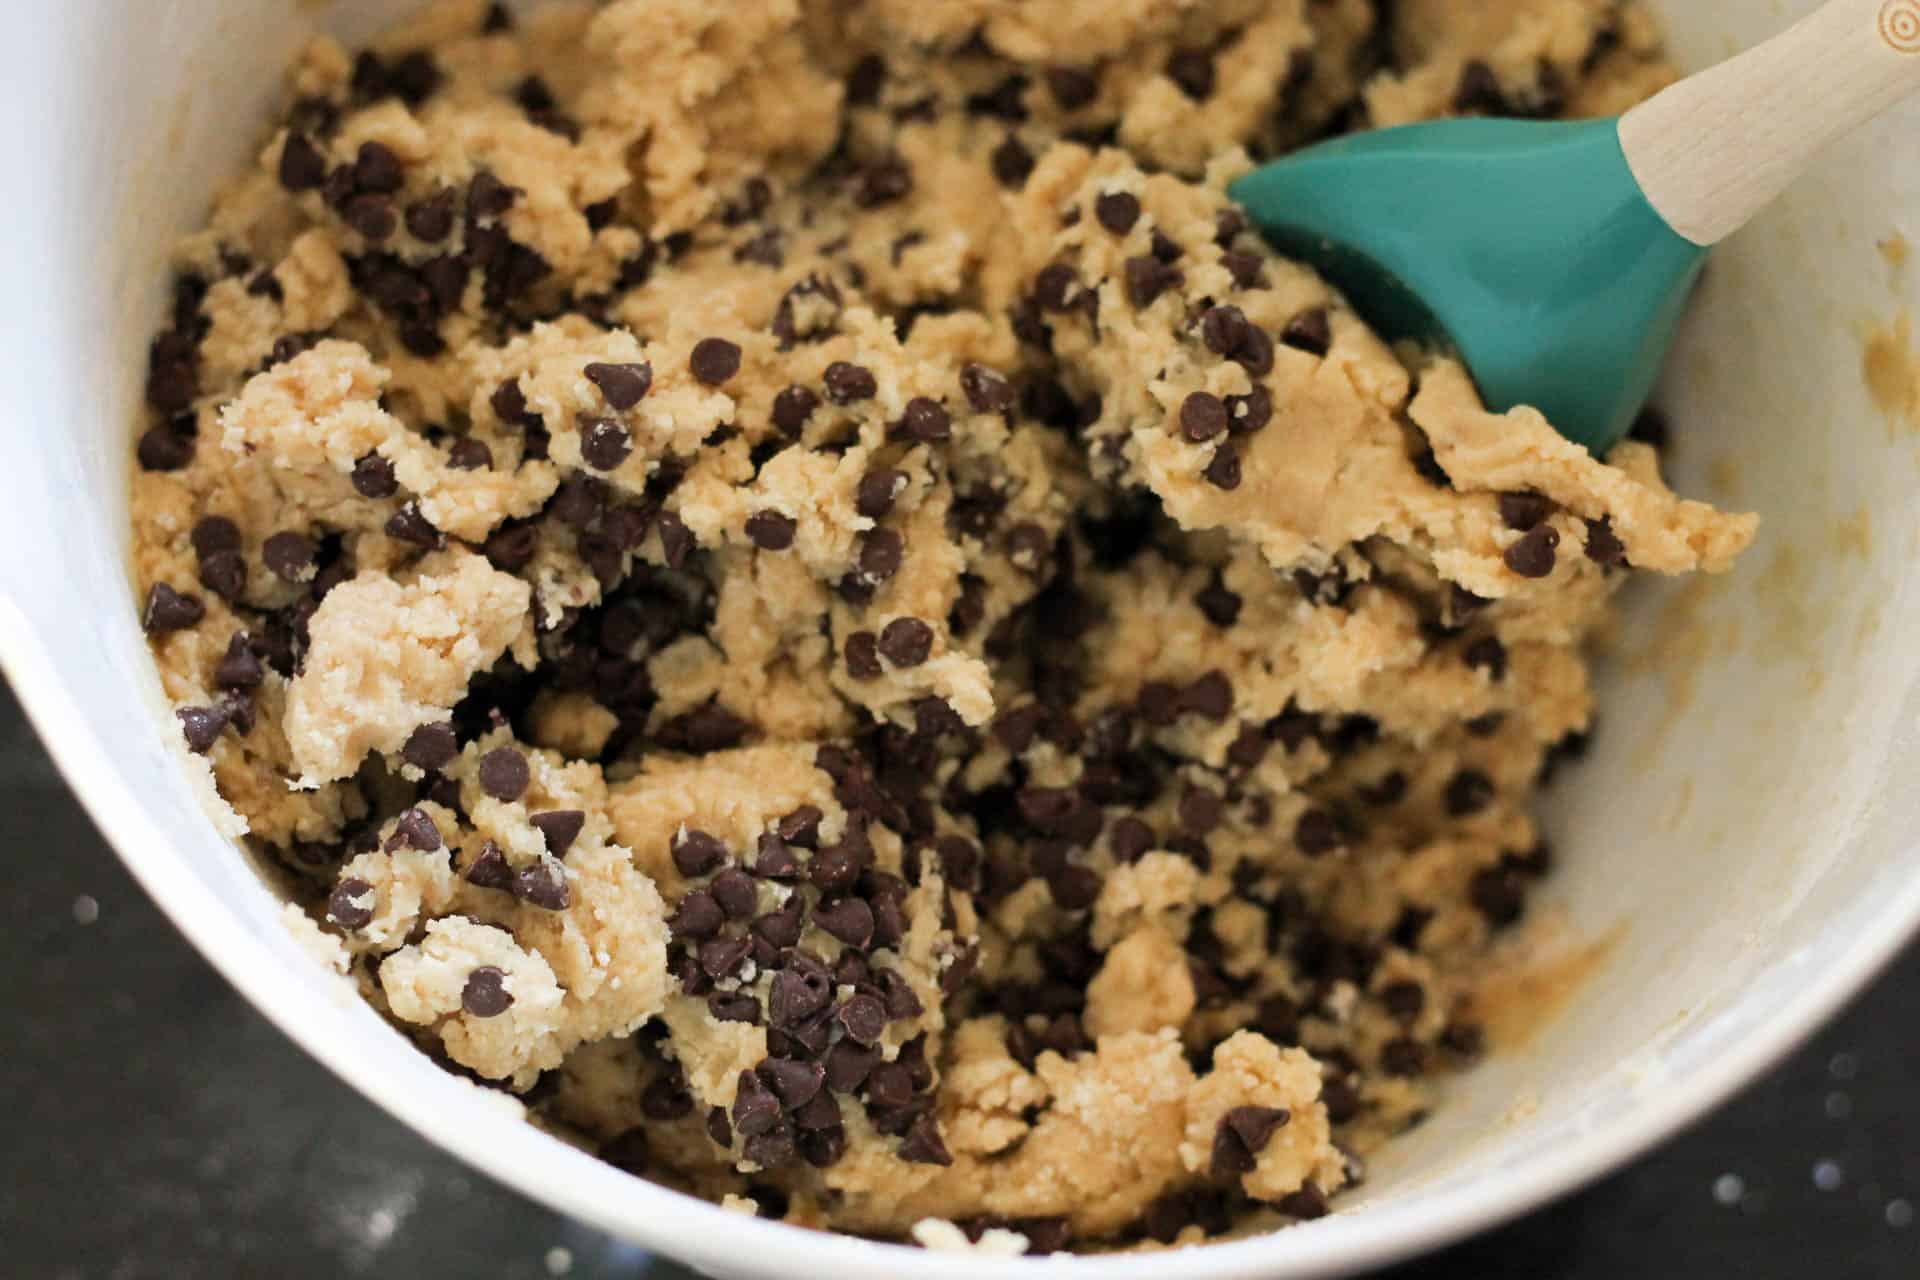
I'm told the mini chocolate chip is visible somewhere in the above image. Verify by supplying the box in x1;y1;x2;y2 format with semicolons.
896;396;951;444
197;550;246;603
1446;769;1496;817
1504;524;1559;578
383;807;441;853
530;809;586;856
1381;980;1426;1021
689;337;742;385
699;935;753;981
1585;517;1627;569
1200;304;1250;356
143;583;205;633
777;807;822;849
584;361;652;410
326;877;374;930
878;617;933;667
1203;442;1242;490
1108;816;1155;863
1179;787;1223;835
1498;491;1554;531
1047;65;1097;108
261;531;315;581
705;1106;734;1149
446;437;492;470
1226;385;1272;435
959;363;1014;412
824;1039;878;1093
477;746;529;801
1222;250;1266;289
1182;670;1233;721
823;361;877;404
1381;1038;1426;1077
1278;1184;1331;1220
761;1057;827;1111
467;170;517;218
1167;48;1216;100
745;510;796;551
1465;711;1506;738
856;469;905;520
710;868;758;919
771;384;819;436
670;890;724;942
1281;307;1332;357
344;193;398;242
672;828;727;878
1195;578;1241;628
1464;635;1508;682
465;842;513;891
844;632;882;681
137;424;195;471
769;953;833;1026
404;188;456;241
657;511;694;568
397;721;456;771
1231;324;1275;377
991;135;1035;188
1048;864;1101;910
278;133;327;192
214;633;264;690
351;453;398;498
753;897;806;951
899;1113;952;1166
1212;1105;1290;1177
1295;809;1343;857
176;705;226;754
460;966;514;1017
1034;262;1078;312
709;992;762;1025
732;1069;782;1137
579;417;632;471
384;504;442;548
191;515;238;558
854;153;912;207
812;896;874;949
1094;190;1141;235
1455;60;1505;113
824;993;883;1049
350;141;401;196
1443;1022;1488;1059
993;526;1046;581
1180;391;1229;442
1124;255;1180;307
859;528;903;581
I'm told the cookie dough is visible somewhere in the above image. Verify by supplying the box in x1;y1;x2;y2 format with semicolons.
129;0;1754;1253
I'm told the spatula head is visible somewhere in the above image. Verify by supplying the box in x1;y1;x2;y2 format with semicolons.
1229;118;1708;453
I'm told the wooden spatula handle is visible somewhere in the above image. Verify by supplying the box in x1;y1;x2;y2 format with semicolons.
1620;0;1920;246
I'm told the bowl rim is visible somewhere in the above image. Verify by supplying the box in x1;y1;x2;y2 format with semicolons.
6;596;1919;1280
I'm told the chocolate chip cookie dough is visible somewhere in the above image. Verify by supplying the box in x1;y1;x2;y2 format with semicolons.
130;0;1755;1253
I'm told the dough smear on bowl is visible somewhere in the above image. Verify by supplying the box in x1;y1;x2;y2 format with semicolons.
129;0;1754;1252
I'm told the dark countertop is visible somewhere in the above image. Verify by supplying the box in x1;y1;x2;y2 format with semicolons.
2;676;1914;1279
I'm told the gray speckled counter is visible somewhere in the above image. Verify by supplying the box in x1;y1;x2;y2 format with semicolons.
2;677;1913;1279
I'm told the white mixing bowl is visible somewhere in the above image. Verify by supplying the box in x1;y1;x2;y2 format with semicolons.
4;2;1917;1276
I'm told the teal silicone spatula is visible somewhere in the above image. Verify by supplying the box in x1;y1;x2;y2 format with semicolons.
1229;0;1920;452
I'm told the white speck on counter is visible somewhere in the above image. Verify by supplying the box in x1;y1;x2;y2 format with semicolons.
1823;1091;1852;1119
366;1208;398;1245
71;895;99;925
1887;1199;1914;1230
1713;1173;1745;1206
1828;1051;1859;1081
1812;1159;1845;1192
544;1245;573;1275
